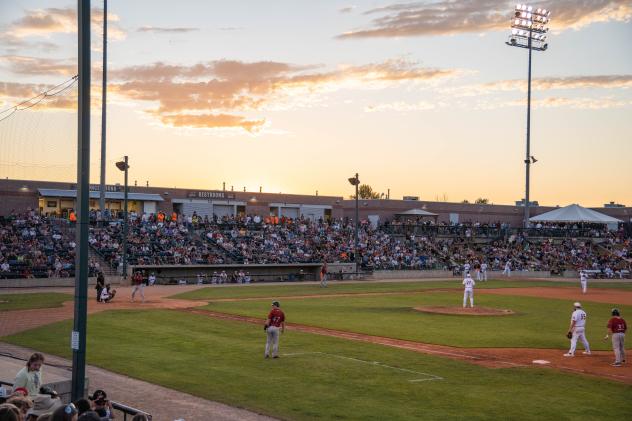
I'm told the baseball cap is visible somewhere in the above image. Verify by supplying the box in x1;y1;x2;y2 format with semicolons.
272;301;280;307
88;389;107;403
573;302;581;308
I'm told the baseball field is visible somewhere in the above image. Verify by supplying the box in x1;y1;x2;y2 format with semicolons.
2;279;632;420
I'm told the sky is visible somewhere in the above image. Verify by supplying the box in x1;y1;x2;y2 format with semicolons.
0;0;631;207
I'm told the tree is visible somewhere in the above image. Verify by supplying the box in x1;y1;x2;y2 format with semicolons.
350;184;380;199
461;199;470;204
475;198;489;204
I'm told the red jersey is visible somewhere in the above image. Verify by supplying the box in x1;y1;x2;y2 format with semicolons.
268;308;285;328
607;317;627;333
132;273;143;285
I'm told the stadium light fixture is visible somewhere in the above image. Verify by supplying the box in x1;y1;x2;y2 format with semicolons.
506;4;551;228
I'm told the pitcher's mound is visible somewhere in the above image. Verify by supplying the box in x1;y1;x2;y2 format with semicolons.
414;306;515;316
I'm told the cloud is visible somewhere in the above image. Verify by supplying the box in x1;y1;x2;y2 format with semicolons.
0;55;75;76
157;113;265;132
338;0;632;39
532;97;632;109
5;7;125;40
0;81;77;112
218;26;244;31
137;26;199;33
445;75;632;96
339;6;356;13
107;58;460;132
364;101;437;112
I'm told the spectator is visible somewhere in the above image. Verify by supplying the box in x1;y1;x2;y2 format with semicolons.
25;394;62;420
0;404;20;421
88;391;113;420
71;400;90;417
6;395;33;419
14;353;45;396
49;404;77;421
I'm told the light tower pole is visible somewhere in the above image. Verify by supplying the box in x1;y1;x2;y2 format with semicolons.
99;0;107;216
506;4;551;227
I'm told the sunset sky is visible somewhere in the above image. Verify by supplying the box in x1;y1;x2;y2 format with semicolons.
0;1;631;206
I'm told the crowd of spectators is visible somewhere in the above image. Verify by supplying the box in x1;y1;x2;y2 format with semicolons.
1;210;631;279
0;212;97;279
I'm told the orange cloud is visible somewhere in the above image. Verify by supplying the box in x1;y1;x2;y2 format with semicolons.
338;0;632;39
444;75;632;96
137;26;199;33
157;113;265;132
108;58;459;131
0;55;76;76
6;7;125;40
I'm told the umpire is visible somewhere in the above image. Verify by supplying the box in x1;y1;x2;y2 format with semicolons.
605;308;627;367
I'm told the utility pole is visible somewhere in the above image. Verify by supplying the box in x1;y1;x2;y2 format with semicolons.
71;0;91;402
99;0;107;216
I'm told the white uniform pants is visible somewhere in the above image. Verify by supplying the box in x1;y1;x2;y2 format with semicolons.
131;283;145;302
320;273;328;287
463;289;474;308
569;327;590;354
503;267;511;276
265;326;280;357
482;270;487;281
476;270;481;281
581;280;587;294
612;333;626;363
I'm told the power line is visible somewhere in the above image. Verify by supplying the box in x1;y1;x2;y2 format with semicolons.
0;75;79;123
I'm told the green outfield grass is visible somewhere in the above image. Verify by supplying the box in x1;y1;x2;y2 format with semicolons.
172;279;632;301
0;293;71;312
3;310;631;420
203;292;632;350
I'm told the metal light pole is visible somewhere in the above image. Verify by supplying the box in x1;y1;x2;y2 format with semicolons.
98;0;107;216
506;4;551;227
348;174;360;276
116;157;129;279
71;0;91;402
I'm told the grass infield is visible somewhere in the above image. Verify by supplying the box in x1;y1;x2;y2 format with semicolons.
0;293;71;312
3;310;631;420
203;292;632;350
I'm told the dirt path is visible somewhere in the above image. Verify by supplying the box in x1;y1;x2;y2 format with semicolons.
0;285;208;337
182;308;632;385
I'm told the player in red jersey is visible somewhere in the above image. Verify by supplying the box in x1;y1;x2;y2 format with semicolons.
605;308;627;367
264;301;285;359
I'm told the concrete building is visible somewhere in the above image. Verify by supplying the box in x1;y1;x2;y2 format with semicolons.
1;178;630;226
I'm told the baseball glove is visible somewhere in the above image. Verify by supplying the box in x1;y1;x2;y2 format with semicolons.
264;324;268;332
566;331;573;339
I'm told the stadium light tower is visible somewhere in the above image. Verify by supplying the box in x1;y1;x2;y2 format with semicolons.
348;173;360;276
506;4;551;227
115;156;129;279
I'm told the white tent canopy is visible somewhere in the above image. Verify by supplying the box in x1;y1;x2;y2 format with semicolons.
395;208;438;217
529;204;622;224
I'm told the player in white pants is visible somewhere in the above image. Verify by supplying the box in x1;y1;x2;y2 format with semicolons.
480;262;488;281
462;273;475;308
502;261;511;277
564;302;591;356
580;271;588;294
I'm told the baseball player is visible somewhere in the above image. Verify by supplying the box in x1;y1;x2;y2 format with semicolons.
320;262;328;288
605;308;627;367
462;272;475;308
130;270;145;303
502;261;511;277
463;262;471;275
264;301;285;359
580;270;588;294
480;262;488;281
564;302;591;357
